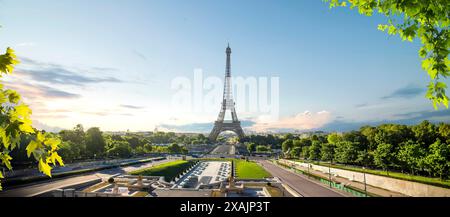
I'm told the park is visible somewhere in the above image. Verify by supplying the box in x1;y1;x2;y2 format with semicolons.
0;0;449;201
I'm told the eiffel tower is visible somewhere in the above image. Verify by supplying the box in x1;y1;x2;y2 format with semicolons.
209;44;245;142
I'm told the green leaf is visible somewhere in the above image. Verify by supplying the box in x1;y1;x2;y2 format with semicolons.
38;158;52;177
0;128;9;149
0;47;19;74
443;97;449;108
36;132;45;142
26;140;40;158
14;104;31;118
49;152;64;166
325;0;450;109
436;82;447;89
5;89;20;104
44;138;60;151
0;153;12;170
378;24;388;31
387;25;397;35
418;47;427;58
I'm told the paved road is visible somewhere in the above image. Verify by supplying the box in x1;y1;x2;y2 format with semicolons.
4;157;152;179
0;158;173;197
210;144;233;154
259;160;344;197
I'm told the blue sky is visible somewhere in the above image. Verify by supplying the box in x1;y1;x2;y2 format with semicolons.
0;0;448;133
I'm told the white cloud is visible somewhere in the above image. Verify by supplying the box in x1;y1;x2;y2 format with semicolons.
249;110;332;132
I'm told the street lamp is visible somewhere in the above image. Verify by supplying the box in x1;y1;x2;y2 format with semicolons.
307;161;310;178
328;162;332;188
363;166;367;197
363;147;368;197
328;148;333;188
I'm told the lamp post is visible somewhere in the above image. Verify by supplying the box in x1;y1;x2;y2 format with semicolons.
363;147;368;197
363;166;367;197
307;160;310;178
328;148;333;188
329;165;332;188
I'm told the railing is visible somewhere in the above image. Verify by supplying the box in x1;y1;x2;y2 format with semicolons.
276;160;372;197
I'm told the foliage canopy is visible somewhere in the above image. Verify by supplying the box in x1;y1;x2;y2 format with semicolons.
325;0;450;109
0;47;63;190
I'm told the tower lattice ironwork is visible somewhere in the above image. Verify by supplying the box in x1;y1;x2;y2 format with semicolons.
209;44;245;141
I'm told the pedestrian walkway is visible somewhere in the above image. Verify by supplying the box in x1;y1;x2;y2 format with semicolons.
259;160;345;197
277;160;405;197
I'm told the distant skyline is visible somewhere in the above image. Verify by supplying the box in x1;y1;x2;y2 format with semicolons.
0;0;449;133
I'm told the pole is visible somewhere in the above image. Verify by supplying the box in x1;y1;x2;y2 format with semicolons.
363;167;367;197
307;159;310;178
329;149;333;188
363;147;368;197
329;162;332;188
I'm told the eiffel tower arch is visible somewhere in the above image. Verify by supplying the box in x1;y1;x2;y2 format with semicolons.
209;44;245;142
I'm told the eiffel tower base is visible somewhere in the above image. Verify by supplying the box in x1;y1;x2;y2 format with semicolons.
209;121;245;142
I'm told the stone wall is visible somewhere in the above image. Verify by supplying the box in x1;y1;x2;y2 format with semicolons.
279;159;450;197
52;189;121;197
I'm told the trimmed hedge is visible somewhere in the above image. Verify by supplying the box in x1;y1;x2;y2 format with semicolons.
129;160;196;182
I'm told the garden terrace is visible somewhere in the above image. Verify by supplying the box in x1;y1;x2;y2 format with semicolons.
129;160;196;182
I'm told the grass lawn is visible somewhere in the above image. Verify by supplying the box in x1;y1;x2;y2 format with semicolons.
129;160;195;182
233;159;271;179
198;158;271;179
293;159;450;189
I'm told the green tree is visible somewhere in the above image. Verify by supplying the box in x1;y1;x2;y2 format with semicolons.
412;120;438;146
320;143;335;162
282;139;294;153
301;146;310;159
374;124;414;147
85;127;106;157
126;136;140;149
290;147;302;158
327;132;342;145
343;131;368;144
59;124;86;159
143;143;153;153
167;143;182;154
59;124;85;146
282;133;294;141
397;140;423;174
111;134;124;141
58;141;84;162
425;139;450;179
438;123;450;143
308;141;322;161
293;138;312;149
356;149;373;167
326;0;450;109
246;142;256;153
360;126;379;151
0;47;63;190
256;145;270;153
107;140;132;158
373;143;394;174
334;141;359;164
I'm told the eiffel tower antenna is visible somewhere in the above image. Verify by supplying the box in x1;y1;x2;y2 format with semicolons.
209;44;245;142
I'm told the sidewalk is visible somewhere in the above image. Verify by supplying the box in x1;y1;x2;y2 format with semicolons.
2;157;166;188
5;156;161;179
277;160;405;197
